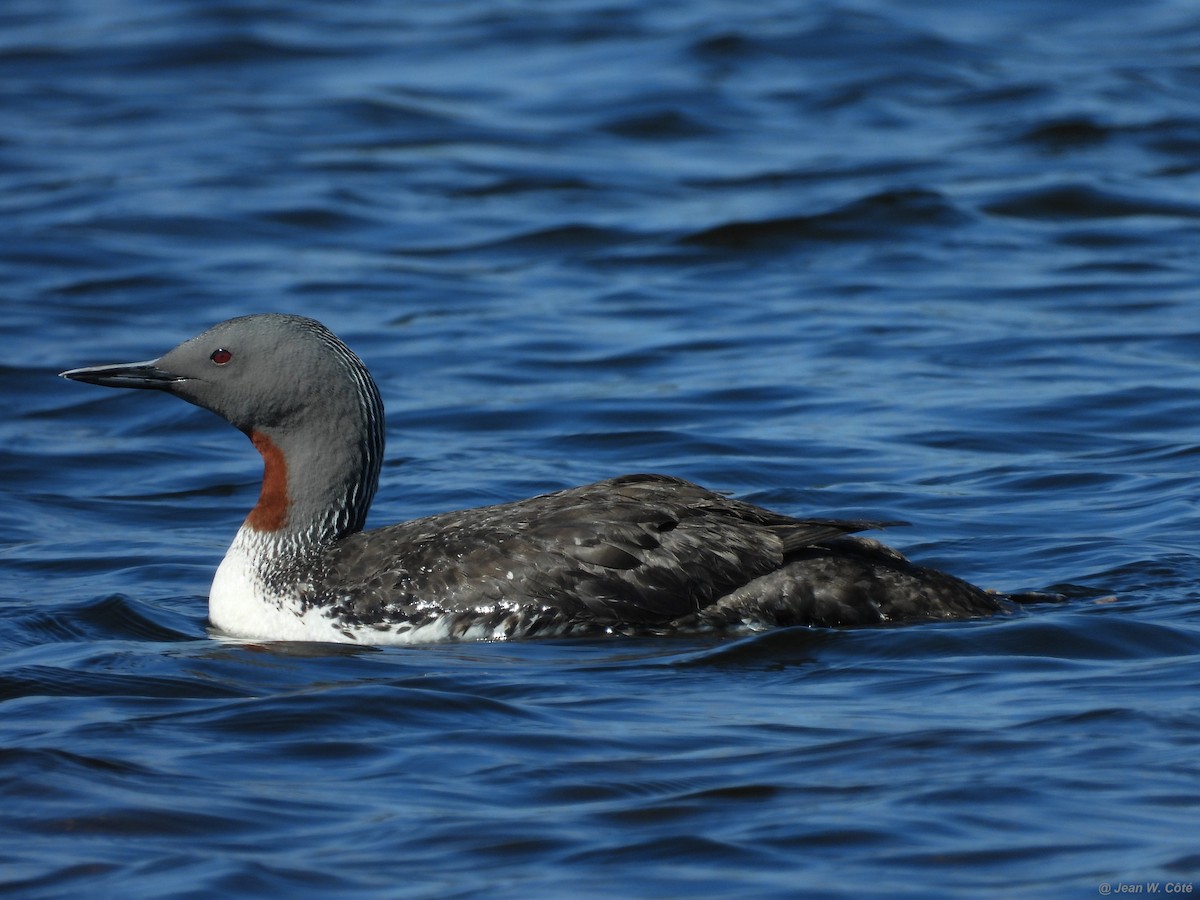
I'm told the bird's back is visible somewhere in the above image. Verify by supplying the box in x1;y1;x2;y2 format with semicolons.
305;473;977;639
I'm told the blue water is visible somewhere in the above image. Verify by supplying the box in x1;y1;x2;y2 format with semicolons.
4;0;1200;895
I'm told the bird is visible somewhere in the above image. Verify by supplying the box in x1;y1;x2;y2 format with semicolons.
62;313;1021;644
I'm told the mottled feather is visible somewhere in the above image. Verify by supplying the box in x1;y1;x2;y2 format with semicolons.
307;474;1006;634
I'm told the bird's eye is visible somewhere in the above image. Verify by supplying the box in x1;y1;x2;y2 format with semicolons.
210;348;233;365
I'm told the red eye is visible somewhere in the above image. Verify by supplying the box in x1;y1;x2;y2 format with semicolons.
210;348;233;365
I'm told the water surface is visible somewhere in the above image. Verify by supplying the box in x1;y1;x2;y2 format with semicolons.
3;1;1200;896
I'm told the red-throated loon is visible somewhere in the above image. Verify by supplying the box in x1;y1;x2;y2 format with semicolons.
62;313;1017;644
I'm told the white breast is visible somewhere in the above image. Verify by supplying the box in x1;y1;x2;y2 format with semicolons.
208;528;354;643
207;527;595;645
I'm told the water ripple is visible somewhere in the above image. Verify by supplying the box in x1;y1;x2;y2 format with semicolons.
4;0;1200;895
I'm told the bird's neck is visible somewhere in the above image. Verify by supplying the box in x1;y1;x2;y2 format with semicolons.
246;432;290;532
240;418;382;565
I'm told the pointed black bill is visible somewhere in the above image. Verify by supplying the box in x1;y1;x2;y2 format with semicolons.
60;359;186;391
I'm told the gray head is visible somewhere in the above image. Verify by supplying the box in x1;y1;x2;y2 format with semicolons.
63;314;385;538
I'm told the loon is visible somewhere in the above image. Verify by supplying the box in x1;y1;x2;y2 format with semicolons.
62;313;1018;644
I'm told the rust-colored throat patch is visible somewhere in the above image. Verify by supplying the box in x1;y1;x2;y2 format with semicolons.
247;431;289;531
